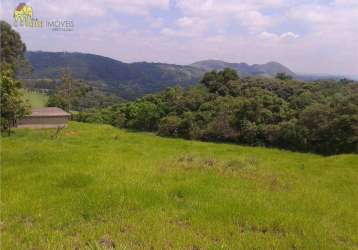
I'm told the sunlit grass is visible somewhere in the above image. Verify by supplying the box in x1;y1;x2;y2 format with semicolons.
20;89;48;108
1;122;358;249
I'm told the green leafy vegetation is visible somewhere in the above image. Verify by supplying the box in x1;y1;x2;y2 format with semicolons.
2;122;357;249
0;21;30;135
24;51;206;100
25;51;353;101
191;60;296;77
76;69;358;155
47;70;123;112
1;18;358;249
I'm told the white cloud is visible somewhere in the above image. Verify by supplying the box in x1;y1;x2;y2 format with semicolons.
175;0;286;16
237;10;273;32
1;0;358;75
280;32;299;39
334;0;358;6
148;17;164;28
102;0;170;15
259;31;279;40
258;31;299;41
160;28;181;37
177;16;196;28
28;0;106;18
1;0;170;18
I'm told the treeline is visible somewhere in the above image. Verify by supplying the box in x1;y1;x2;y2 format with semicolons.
47;70;123;112
74;69;358;155
0;21;30;135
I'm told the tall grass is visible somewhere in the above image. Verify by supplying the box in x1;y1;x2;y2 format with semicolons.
20;89;48;108
1;122;357;249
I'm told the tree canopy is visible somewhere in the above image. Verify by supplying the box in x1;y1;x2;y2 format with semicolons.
0;21;30;134
0;21;27;75
75;70;358;155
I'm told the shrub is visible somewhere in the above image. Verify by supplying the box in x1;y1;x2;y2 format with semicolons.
158;116;182;137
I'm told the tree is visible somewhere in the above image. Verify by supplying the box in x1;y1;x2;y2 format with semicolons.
158;116;182;137
1;70;30;134
201;68;239;95
47;69;74;112
126;101;161;131
0;21;27;75
74;69;358;155
48;71;121;112
0;21;30;135
276;72;293;81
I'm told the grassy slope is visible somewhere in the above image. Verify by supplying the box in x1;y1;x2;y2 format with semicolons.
21;89;48;108
2;122;358;249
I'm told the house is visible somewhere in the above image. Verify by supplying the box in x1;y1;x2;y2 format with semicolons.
17;107;71;129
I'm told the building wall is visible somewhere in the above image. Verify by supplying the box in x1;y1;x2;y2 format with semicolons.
17;116;70;129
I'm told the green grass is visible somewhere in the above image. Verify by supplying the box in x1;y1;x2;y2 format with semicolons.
21;89;48;108
1;122;358;249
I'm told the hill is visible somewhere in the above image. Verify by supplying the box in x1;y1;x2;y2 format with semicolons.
2;122;358;249
76;69;358;155
25;51;206;99
24;52;354;100
190;60;296;77
24;52;302;99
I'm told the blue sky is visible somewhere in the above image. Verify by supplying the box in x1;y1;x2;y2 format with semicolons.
1;0;358;75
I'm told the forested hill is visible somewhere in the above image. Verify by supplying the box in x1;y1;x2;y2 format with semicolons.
24;51;206;99
75;68;358;155
190;60;296;77
24;51;300;99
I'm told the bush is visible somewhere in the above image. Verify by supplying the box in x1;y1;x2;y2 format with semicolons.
77;69;358;155
158;116;182;137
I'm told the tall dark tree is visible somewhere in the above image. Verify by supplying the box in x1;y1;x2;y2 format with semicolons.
75;69;358;155
0;21;30;135
201;68;239;95
276;72;293;81
0;21;27;75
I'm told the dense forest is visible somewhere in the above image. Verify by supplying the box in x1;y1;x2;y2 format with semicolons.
72;69;358;155
24;51;206;100
1;19;356;155
23;51;315;100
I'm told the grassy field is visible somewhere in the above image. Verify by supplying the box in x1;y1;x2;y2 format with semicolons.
1;122;358;249
21;89;48;108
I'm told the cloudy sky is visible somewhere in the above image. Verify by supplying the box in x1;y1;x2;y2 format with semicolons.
1;0;358;75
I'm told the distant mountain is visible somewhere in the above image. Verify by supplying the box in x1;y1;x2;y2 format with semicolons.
24;52;303;100
25;51;205;99
191;60;296;77
295;73;358;82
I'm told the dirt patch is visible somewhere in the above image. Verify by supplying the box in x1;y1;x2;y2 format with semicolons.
170;218;191;228
335;235;358;249
239;223;287;236
64;131;80;136
56;173;94;189
223;157;259;173
98;237;116;249
203;158;217;168
232;169;290;192
176;154;219;170
22;216;35;228
72;241;81;250
119;226;128;233
178;154;195;163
